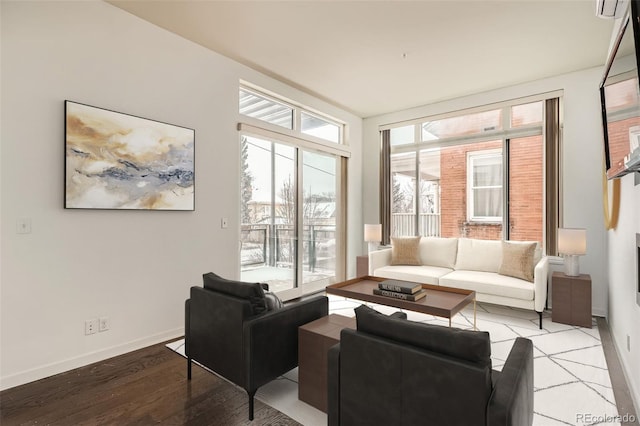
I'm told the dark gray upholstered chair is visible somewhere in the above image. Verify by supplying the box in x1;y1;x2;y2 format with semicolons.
328;305;534;426
185;272;328;420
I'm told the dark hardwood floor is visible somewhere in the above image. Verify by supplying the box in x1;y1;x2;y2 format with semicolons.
0;341;300;426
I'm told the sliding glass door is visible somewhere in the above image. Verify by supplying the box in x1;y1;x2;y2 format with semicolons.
240;136;342;299
301;151;339;293
240;136;296;293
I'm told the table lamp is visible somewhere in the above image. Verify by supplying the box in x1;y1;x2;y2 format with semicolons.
364;224;382;253
558;228;586;277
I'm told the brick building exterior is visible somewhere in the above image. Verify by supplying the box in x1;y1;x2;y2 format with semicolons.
439;136;543;242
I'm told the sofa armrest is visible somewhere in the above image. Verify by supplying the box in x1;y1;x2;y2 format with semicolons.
243;295;328;391
368;248;392;275
487;337;534;426
327;343;341;426
533;256;549;312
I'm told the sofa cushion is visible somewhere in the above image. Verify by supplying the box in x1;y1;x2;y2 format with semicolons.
419;237;458;269
499;241;536;282
439;270;534;301
507;240;542;266
202;272;267;315
373;265;452;285
355;304;491;365
390;236;422;266
455;238;502;273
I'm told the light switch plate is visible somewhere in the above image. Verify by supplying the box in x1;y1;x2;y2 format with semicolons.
16;218;31;234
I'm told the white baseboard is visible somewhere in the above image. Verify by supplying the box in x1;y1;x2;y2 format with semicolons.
0;328;183;391
610;328;640;418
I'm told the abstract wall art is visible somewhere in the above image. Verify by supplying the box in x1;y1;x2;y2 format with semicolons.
65;101;195;210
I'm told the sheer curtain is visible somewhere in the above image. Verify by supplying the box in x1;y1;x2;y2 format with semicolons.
473;155;502;218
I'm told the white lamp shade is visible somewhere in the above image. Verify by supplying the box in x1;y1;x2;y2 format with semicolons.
364;224;382;242
557;228;587;255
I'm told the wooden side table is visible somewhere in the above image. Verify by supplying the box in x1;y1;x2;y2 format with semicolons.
551;271;592;328
298;314;356;412
356;255;369;277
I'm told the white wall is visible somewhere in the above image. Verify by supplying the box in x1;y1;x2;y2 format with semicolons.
0;1;362;390
607;173;640;412
362;67;608;316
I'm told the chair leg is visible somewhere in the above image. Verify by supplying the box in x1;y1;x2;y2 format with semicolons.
187;357;192;380
247;389;257;421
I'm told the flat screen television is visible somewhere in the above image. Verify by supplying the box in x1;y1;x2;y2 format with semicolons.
600;0;640;179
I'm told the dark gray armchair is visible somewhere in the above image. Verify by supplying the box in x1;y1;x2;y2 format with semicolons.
328;305;534;426
185;272;328;420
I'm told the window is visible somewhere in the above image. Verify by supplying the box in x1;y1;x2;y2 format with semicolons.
422;109;502;140
239;86;344;144
301;112;341;143
381;96;556;250
467;150;502;222
239;88;293;129
390;125;415;146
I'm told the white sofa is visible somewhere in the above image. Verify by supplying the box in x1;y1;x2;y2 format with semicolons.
369;237;549;328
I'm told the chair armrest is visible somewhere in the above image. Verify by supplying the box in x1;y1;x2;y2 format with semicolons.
243;295;329;391
368;248;392;275
327;343;341;426
487;337;534;426
533;256;549;312
389;311;407;320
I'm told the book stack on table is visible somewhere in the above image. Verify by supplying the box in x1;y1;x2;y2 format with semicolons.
373;280;426;302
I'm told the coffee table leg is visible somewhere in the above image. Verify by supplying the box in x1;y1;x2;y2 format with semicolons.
473;299;477;330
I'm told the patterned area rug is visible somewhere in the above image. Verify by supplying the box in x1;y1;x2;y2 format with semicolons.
169;294;620;426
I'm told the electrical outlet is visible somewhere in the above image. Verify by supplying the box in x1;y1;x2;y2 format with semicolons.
85;318;99;335
99;317;110;332
627;334;631;352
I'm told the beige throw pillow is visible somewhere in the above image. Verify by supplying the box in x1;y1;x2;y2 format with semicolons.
390;236;422;266
499;241;536;282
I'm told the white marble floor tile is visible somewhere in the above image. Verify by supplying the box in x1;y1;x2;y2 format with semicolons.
554;359;613;389
533;412;573;426
257;377;327;426
534;357;579;389
482;303;538;320
552;345;609;369
490;339;517;362
474;319;521;342
579;325;602;341
541;319;580;333
507;323;553;339
534;382;618;425
530;329;602;355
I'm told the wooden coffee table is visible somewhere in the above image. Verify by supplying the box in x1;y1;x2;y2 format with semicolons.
326;276;476;328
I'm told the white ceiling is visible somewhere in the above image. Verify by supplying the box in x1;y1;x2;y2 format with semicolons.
109;0;616;118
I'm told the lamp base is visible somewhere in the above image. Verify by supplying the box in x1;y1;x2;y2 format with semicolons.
563;255;580;277
368;242;379;253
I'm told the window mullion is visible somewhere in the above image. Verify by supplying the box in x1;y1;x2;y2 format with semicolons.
504;138;510;241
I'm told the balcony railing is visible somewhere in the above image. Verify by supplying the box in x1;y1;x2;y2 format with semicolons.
391;213;441;237
240;224;335;272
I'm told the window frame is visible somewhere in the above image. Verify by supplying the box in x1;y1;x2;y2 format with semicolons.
239;84;345;146
380;92;562;254
237;83;350;300
466;148;503;223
